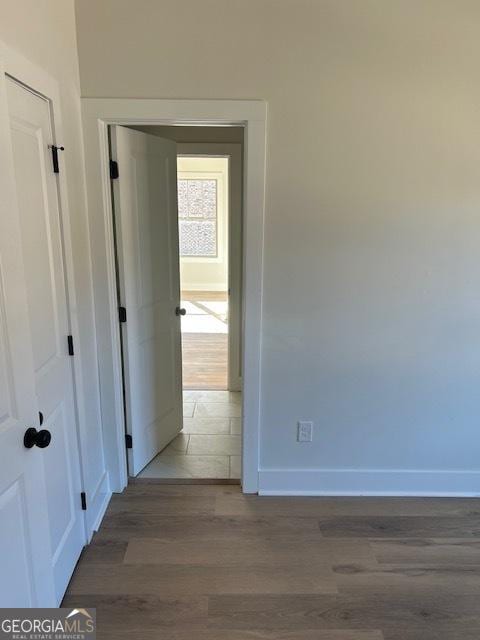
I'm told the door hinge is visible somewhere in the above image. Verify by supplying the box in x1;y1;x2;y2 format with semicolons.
50;145;64;174
110;159;119;179
67;335;75;356
119;306;127;323
125;434;133;449
80;492;87;511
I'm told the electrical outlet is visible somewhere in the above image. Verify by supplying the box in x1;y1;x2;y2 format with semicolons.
297;421;313;442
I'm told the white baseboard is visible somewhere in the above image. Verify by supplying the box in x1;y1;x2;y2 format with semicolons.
181;283;227;292
258;469;480;497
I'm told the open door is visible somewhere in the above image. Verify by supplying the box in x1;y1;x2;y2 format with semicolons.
111;126;183;476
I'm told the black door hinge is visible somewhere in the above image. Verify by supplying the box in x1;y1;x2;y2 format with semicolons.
119;306;127;323
67;335;75;356
110;159;119;179
125;434;133;449
50;145;64;174
80;492;87;511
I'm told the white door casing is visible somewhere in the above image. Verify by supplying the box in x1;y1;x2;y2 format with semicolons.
81;99;266;494
0;64;56;608
111;126;183;476
6;77;85;602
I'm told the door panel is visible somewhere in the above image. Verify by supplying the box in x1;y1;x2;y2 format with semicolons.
11;121;58;372
0;69;55;606
111;126;182;476
43;405;75;551
1;481;37;607
6;77;85;602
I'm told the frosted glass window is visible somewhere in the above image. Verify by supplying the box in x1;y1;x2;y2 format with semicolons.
178;179;217;257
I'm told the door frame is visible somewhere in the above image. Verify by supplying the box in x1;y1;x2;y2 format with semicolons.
0;41;90;540
177;142;243;392
81;99;267;493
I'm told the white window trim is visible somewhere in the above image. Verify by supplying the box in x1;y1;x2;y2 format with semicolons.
178;168;226;262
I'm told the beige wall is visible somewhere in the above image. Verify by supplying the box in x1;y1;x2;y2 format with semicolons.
0;1;104;486
75;0;480;487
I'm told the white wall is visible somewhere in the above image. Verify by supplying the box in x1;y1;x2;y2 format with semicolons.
75;0;480;494
178;156;229;293
0;1;108;517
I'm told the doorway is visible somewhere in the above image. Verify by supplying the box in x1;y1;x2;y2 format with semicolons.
179;155;229;391
110;126;244;481
81;97;266;494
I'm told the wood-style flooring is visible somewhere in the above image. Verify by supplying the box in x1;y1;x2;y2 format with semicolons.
181;290;228;390
182;333;227;390
63;483;480;639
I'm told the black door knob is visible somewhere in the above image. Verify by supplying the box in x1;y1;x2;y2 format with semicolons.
175;307;187;316
24;427;52;449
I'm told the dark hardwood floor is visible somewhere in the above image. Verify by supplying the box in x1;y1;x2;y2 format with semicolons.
63;483;480;639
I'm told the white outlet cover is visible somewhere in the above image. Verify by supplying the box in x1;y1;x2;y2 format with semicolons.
297;421;313;442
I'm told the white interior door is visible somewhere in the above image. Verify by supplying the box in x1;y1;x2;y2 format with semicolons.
6;77;85;603
111;126;183;476
0;71;55;607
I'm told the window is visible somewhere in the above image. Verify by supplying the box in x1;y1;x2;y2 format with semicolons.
178;178;217;257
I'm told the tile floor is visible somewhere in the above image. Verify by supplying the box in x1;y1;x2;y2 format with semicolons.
138;390;241;479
